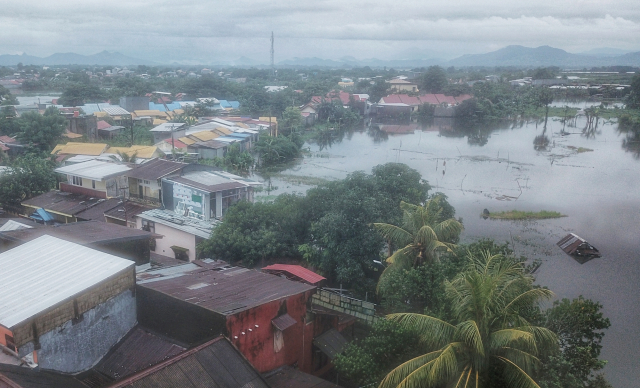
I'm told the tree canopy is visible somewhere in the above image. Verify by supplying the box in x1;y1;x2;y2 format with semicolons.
17;107;67;151
420;66;449;93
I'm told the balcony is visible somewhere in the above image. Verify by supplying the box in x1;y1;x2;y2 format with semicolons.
129;193;161;203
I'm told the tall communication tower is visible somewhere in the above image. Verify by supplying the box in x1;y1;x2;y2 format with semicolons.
270;32;275;72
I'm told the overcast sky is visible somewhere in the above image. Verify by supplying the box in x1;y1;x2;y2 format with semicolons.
1;0;639;63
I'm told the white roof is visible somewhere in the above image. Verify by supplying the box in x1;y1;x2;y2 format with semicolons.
0;220;33;232
0;235;134;329
138;209;219;239
150;122;186;132
54;160;132;180
100;106;130;116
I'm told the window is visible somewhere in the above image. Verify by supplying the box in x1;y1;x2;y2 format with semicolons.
92;180;96;189
143;180;151;185
141;220;155;233
72;176;82;186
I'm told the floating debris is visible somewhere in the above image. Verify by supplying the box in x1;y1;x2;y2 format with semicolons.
557;233;601;264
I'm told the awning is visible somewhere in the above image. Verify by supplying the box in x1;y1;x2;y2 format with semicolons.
313;329;348;359
272;314;296;331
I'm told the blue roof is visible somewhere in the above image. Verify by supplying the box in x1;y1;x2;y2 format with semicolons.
149;102;183;112
229;101;240;109
218;100;232;109
228;133;251;139
30;208;55;222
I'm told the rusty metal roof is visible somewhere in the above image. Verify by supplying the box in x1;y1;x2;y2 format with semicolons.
93;326;185;381
75;198;121;221
0;220;153;246
107;336;269;388
262;264;326;286
22;191;115;217
103;201;158;223
557;233;601;261
0;364;89;388
125;159;186;181
265;365;343;388
138;262;315;315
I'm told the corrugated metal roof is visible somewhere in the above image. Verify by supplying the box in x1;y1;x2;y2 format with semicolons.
94;326;185;381
138;262;315;316
22;191;112;216
313;329;348;360
104;146;159;160
0;235;134;329
0;364;88;388
177;136;196;145
0;220;33;232
166;171;249;193
104;201;157;223
137;209;219;239
189;140;227;149
101;106;130;116
149;123;186;133
125;159;186;181
272;314;297;331
190;131;219;141
107;336;270;388
54;160;131;180
262;264;326;285
51;142;109;156
557;233;601;259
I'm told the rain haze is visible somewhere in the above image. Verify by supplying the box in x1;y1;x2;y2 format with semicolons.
0;0;639;62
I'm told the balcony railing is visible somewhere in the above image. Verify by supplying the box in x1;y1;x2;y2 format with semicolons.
129;193;161;203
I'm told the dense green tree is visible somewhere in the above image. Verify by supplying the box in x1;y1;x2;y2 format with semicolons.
626;73;640;109
0;154;58;207
0;106;20;136
538;297;611;387
0;85;18;105
380;252;557;388
369;78;391;102
17;107;66;151
223;143;254;172
58;83;104;106
280;106;303;135
254;135;301;166
199;194;308;266
334;320;420;387
420;66;448;93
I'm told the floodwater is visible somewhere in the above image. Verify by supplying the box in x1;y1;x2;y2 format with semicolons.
255;115;639;388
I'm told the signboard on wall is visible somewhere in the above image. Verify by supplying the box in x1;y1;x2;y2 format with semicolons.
172;183;204;214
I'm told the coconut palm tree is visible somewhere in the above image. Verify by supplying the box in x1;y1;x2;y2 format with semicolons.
373;197;464;271
379;252;557;388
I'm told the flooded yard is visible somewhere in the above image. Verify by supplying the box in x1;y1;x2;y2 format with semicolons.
255;115;639;388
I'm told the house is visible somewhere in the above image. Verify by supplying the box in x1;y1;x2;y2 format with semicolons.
51;142;110;159
136;260;317;373
135;208;219;262
0;235;136;373
21;192;121;224
149;122;188;144
106;336;270;388
387;78;419;92
53;160;132;199
96;120;125;139
125;158;187;204
187;139;228;159
0;364;88;388
162;169;260;220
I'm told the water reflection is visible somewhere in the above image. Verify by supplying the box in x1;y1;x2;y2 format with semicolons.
618;124;640;160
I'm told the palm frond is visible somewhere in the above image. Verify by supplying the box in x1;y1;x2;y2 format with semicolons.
456;320;484;356
378;351;442;388
489;329;536;353
503;288;554;315
495;356;541;388
433;218;464;242
387;313;456;349
396;343;460;388
373;223;414;247
497;347;541;374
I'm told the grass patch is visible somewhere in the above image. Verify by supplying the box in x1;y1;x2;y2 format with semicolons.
486;210;567;220
567;146;594;153
275;174;331;186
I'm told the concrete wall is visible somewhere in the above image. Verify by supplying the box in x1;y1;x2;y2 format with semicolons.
138;218;197;261
17;290;136;373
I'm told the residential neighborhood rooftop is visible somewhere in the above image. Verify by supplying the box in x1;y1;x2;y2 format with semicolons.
22;191;114;217
54;159;132;180
0;235;134;329
137;261;315;315
137;208;220;239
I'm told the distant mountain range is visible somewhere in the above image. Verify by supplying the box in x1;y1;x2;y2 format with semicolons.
447;45;640;67
0;46;638;68
0;51;156;66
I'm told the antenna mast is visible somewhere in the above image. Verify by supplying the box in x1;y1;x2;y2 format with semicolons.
270;32;275;75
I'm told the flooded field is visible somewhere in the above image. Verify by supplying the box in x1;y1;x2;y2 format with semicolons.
255;115;639;388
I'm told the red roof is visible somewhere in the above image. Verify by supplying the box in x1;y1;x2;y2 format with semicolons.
418;94;440;105
454;94;473;103
164;138;188;149
380;94;422;105
0;136;16;144
262;264;326;285
96;120;112;130
0;144;9;152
